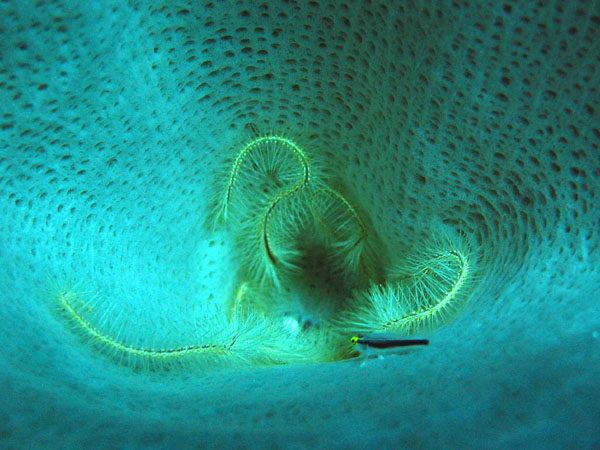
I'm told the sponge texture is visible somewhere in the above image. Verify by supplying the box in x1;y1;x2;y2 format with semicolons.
0;0;599;448
0;0;597;369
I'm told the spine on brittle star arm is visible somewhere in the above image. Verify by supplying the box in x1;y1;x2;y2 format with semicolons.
220;136;311;221
263;199;280;266
339;236;477;336
382;249;470;333
55;289;257;369
314;185;368;251
309;185;386;280
53;285;334;369
260;178;311;268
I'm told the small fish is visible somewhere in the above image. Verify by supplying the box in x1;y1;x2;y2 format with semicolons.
350;333;429;365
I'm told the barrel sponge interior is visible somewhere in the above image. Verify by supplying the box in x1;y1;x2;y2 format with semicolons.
0;1;599;448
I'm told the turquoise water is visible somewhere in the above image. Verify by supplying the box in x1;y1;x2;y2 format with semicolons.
1;1;599;448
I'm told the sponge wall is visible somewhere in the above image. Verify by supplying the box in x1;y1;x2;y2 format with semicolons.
1;0;599;448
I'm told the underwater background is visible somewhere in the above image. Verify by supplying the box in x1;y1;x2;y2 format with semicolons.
1;0;599;448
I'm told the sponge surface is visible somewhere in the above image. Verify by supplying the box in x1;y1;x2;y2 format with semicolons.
1;0;599;448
